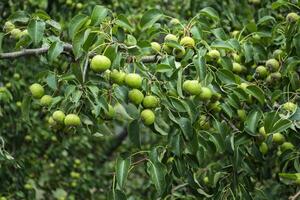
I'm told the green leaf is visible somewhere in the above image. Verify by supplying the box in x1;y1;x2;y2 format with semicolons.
21;95;31;123
271;119;292;133
245;85;265;105
199;7;219;22
193;49;206;80
68;14;89;39
216;69;236;84
127;119;140;148
177;117;193;140
140;9;162;31
48;41;63;62
155;64;172;73
264;112;280;134
147;161;166;195
90;5;108;26
107;190;127;200
245;110;262;136
27;20;45;46
46;74;57;90
116;154;131;189
116;14;134;32
177;68;183;98
0;32;4;52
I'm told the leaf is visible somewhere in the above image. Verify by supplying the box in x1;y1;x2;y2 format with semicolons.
216;69;236;84
147;161;166;195
177;68;183;98
271;119;292;133
127;119;140;148
193;49;206;80
21;95;31;123
116;154;131;189
68;14;89;39
107;190;127;200
27;20;45;46
199;7;219;21
244;110;262;136
46;74;57;90
245;85;265;105
155;64;172;73
140;9;162;31
90;5;108;26
177;117;193;140
0;32;4;52
116;14;134;32
48;41;63;62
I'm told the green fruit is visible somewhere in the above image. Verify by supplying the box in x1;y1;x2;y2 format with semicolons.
272;132;285;144
29;83;44;99
48;117;56;126
104;105;115;119
239;83;249;90
232;62;243;73
286;12;299;23
164;34;178;42
237;109;246;121
25;135;32;141
10;28;21;39
110;69;126;85
199;87;212;100
211;92;222;102
76;3;83;9
281;142;294;152
180;36;195;48
24;183;33;190
13;73;20;80
209;101;222;112
151;42;161;52
255;66;268;78
64;114;81;126
4;21;15;32
40;95;53;106
259;126;267;139
70;171;80;179
173;48;186;58
90;55;111;72
128;89;144;105
183;80;201;95
207;50;220;60
203;176;209;184
52;110;66;123
162;44;172;54
141;109;155;125
142;95;159;108
170;18;180;25
232;53;241;62
259;142;268;155
270;72;282;80
283;102;297;112
5;82;11;88
231;30;240;37
16;101;22;107
124;73;143;88
273;49;283;59
266;59;279;72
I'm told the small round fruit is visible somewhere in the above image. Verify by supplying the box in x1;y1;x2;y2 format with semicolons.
5;83;11;88
283;102;297;112
207;49;220;60
170;18;180;25
104;105;115;119
272;132;285;144
231;30;240;37
162;44;172;54
239;83;249;90
266;59;279;72
142;95;159;108
40;95;53;106
16;101;22;107
48;117;56;126
4;21;15;32
270;72;282;80
151;42;161;52
286;12;299;23
255;66;268;78
76;2;83;9
199;87;212;100
10;28;21;39
52;110;66;123
13;73;20;80
209;101;222;112
183;80;201;95
232;53;241;62
180;36;195;48
237;109;246;121
259;142;268;155
281;142;294;152
124;73;143;88
203;176;209;184
110;69;126;85
232;62;243;73
128;89;144;105
259;126;267;139
29;83;44;99
64;114;81;126
164;34;178;42
90;55;111;72
273;49;283;59
173;48;186;58
140;109;155;125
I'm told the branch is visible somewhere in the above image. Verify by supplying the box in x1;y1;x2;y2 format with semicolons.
289;191;300;200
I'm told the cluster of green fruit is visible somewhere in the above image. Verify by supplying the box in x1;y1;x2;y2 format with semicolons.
29;83;81;127
3;21;28;40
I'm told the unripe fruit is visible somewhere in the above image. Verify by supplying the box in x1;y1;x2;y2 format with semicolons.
110;69;126;85
70;171;80;179
140;109;155;125
4;21;15;32
273;49;283;60
270;72;282;80
162;44;172;54
281;142;294;152
29;83;44;99
272;132;285;144
283;102;297;112
48;117;56;126
76;3;83;9
40;95;53;106
52;110;66;123
142;95;159;108
203;176;209;184
232;62;243;73
286;12;299;23
128;89;144;105
151;42;161;52
170;18;180;25
232;53;241;62
199;87;212;100
13;73;20;80
124;73;143;88
64;114;81;126
207;49;220;60
16;101;22;107
237;109;246;121
255;66;268;78
164;34;178;42
183;80;201;95
180;36;195;48
209;101;222;112
173;48;186;58
104;104;115;119
10;28;21;39
266;59;279;72
211;92;222;102
231;30;240;37
90;55;111;72
259;142;268;155
5;83;11;88
259;126;267;139
239;83;249;90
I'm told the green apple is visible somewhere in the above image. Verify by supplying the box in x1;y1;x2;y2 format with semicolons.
232;62;243;73
199;87;212;100
110;69;126;85
104;104;115;119
40;95;53;106
151;42;161;52
29;83;44;99
207;49;220;60
259;142;268;155
141;109;155;125
52;110;66;123
183;80;201;95
179;36;195;48
272;132;285;144
164;34;178;42
286;12;299;23
124;73;143;88
283;102;297;112
64;114;81;126
266;59;279;72
281;142;294;152
142;95;159;108
90;55;111;72
255;66;268;78
128;89;144;105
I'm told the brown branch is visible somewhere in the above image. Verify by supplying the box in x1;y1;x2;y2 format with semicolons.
289;191;300;200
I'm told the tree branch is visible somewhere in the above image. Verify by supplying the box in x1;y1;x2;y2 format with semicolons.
289;191;300;200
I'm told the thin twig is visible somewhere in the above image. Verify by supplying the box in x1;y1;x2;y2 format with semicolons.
289;191;300;200
82;54;90;83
